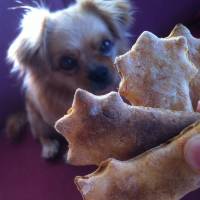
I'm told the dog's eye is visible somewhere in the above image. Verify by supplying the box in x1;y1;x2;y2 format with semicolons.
99;39;113;55
59;56;78;71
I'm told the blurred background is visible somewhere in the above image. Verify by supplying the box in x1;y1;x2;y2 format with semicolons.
1;0;200;199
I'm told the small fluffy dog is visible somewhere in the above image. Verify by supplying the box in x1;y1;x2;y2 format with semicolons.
7;0;133;159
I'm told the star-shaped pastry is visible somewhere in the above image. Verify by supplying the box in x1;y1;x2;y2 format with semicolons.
115;31;197;111
55;88;200;166
168;24;200;108
76;121;200;200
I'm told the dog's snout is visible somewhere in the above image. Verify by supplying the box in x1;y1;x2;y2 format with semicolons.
88;66;110;83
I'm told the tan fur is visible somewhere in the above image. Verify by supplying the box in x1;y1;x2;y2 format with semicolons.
7;0;133;158
6;112;27;140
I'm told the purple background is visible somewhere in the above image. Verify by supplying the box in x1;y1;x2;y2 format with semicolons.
1;0;200;200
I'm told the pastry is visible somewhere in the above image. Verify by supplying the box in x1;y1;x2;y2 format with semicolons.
168;24;200;109
76;121;200;200
55;88;200;166
115;31;197;111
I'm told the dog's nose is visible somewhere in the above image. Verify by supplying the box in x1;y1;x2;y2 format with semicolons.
88;66;110;83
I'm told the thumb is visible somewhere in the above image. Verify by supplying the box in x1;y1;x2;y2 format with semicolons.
196;101;200;112
184;135;200;171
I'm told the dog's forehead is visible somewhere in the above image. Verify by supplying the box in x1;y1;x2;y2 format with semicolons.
49;10;112;50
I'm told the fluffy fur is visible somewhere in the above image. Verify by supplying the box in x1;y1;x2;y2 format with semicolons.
7;0;133;158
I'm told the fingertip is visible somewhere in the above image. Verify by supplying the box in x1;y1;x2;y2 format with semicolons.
196;101;200;112
184;135;200;171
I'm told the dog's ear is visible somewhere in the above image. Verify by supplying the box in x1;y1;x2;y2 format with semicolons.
77;0;134;38
7;7;50;75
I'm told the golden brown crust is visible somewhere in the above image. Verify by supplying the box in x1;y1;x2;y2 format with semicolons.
168;24;200;109
55;88;200;166
115;31;197;111
75;121;200;200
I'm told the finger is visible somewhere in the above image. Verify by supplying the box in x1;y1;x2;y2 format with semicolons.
184;135;200;171
196;101;200;112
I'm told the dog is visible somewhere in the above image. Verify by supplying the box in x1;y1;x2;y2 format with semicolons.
7;0;133;159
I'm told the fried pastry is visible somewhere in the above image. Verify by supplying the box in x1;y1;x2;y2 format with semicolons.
55;88;200;166
115;31;197;111
168;24;200;109
75;121;200;200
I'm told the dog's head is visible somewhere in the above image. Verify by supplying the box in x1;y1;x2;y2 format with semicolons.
7;0;133;94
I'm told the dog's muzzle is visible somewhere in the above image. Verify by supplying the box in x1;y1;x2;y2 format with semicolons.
88;66;112;91
88;66;110;83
